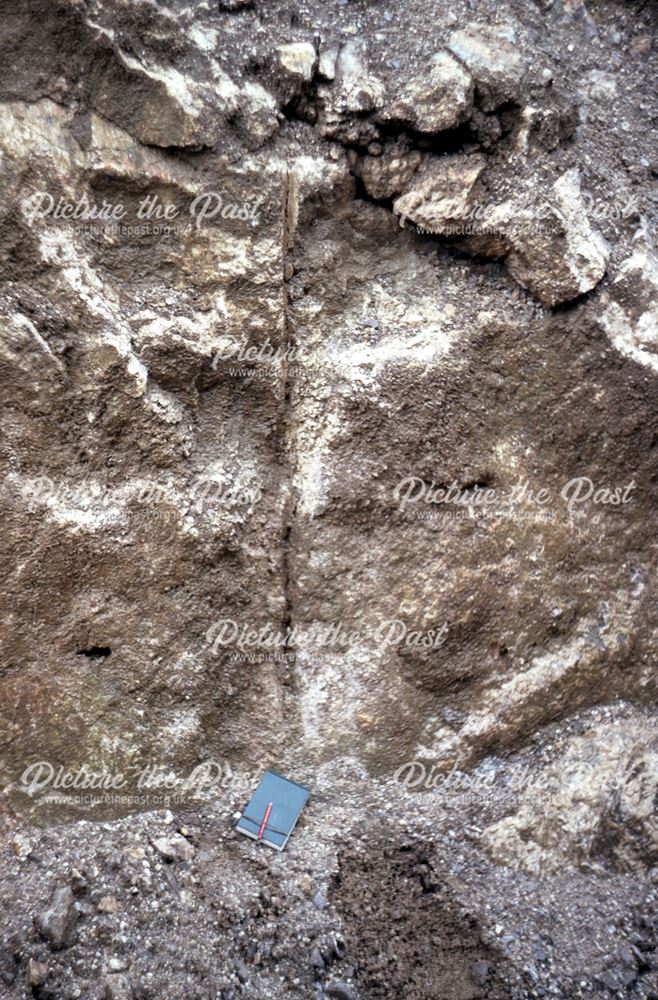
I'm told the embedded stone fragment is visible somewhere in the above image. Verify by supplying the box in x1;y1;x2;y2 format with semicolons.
359;145;423;201
92;42;233;149
333;39;385;113
286;154;355;232
378;51;473;133
505;168;608;306
317;45;339;81
480;715;658;876
317;39;386;144
447;25;527;111
151;833;195;862
276;42;316;83
98;895;120;914
514;91;580;153
35;886;78;950
26;959;49;989
392;153;487;234
598;225;658;372
0;314;65;389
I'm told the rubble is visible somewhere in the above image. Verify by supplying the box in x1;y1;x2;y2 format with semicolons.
392;153;487;234
506;167;609;305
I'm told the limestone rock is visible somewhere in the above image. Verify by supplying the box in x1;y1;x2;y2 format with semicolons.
333;39;385;114
10;834;32;860
276;43;316;84
598;224;658;373
151;834;195;862
108;957;130;973
317;45;339;82
26;959;49;988
317;39;386;144
286;154;355;232
378;51;473;133
447;25;528;111
480;714;658;876
514;91;580;153
359;145;423;201
98;895;120;914
392;153;487;234
91;45;223;150
506;168;609;305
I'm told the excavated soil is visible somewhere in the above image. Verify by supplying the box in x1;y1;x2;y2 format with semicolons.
0;0;657;997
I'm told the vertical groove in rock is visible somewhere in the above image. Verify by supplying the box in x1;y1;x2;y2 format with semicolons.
279;165;300;705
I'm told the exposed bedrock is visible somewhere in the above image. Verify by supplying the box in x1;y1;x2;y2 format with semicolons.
0;0;656;903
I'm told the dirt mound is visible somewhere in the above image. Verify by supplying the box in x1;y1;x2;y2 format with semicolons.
333;834;512;999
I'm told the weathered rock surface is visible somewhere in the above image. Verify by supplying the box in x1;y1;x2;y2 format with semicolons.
0;0;657;996
481;711;658;876
276;42;316;84
151;833;195;862
377;51;474;134
446;25;528;112
599;224;658;373
393;152;487;233
505;167;610;305
26;958;49;989
358;143;423;202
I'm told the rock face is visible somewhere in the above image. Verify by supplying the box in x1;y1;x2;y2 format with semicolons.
0;0;657;996
599;223;658;373
359;143;423;201
505;168;610;305
480;710;658;876
276;42;317;83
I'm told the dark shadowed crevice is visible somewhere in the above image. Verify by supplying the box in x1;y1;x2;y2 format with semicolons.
76;646;112;659
279;166;299;690
549;284;601;314
375;117;478;156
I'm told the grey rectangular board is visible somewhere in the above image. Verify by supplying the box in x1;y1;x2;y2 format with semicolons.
236;769;310;851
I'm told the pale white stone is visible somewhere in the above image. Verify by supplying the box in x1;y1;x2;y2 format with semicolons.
553;167;609;295
276;42;316;82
